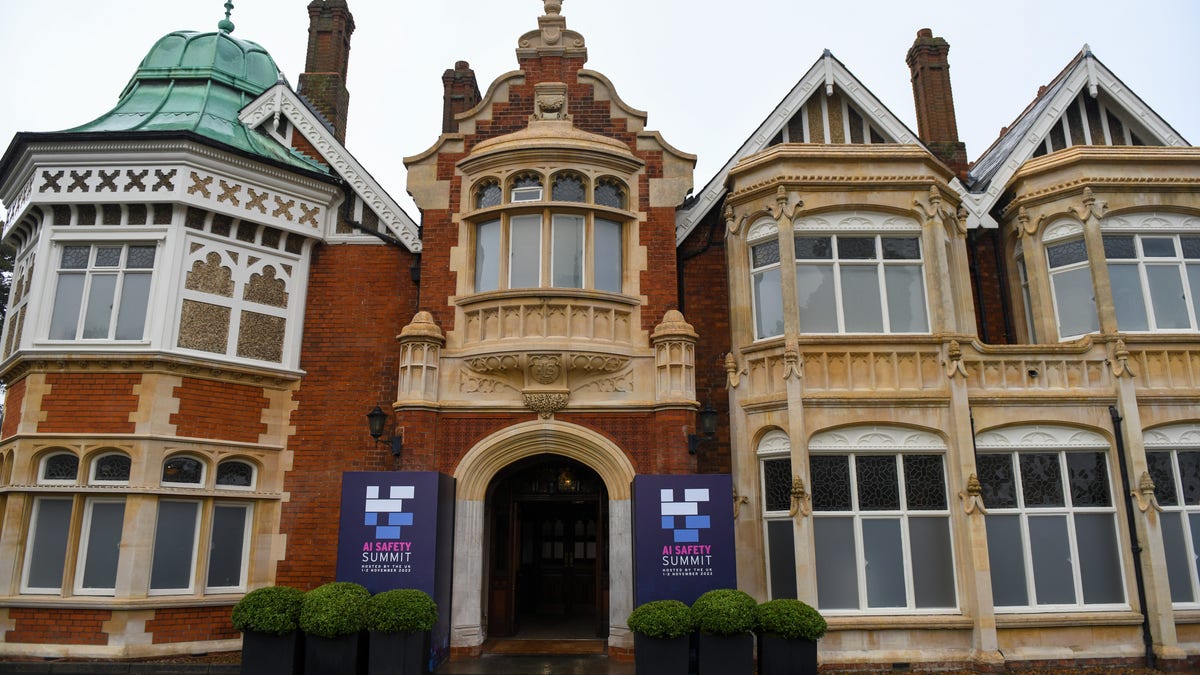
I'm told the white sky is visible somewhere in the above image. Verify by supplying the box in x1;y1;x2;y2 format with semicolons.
1;0;1197;220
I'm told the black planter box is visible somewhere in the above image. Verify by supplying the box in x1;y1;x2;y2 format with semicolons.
757;633;818;675
241;630;303;675
696;632;753;675
304;632;367;675
368;630;431;675
633;633;690;675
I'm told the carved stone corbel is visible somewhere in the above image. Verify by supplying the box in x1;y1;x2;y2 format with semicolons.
944;339;968;379
1069;186;1108;222
789;477;812;518
783;338;803;381
1110;339;1137;378
771;186;803;222
724;353;745;389
522;392;569;419
913;185;963;237
960;473;988;515
1016;206;1039;239
732;491;750;519
1131;471;1163;514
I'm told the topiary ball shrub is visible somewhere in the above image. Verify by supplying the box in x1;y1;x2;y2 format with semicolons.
365;589;439;633
231;586;304;636
627;599;695;639
299;582;371;639
691;589;757;636
755;599;827;641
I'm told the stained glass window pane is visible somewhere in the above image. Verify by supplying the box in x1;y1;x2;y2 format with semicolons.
838;237;876;260
217;461;255;488
126;246;156;269
856;455;899;510
1182;237;1200;259
763;458;792;512
882;237;920;260
811;456;851;511
511;175;543;202
594;179;625;209
61;245;90;269
1048;240;1088;268
1180;451;1200;506
752;241;780;269
794;236;831;260
552;174;585;202
903;455;947;510
1146;452;1178;507
42;454;79;482
476;182;502;209
162;457;203;485
977;454;1018;508
1020;453;1065;507
1066;452;1110;507
1102;235;1136;259
93;455;131;482
95;247;122;267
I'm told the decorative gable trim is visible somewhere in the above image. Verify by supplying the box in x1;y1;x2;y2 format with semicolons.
675;51;925;245
240;85;422;252
964;49;1189;230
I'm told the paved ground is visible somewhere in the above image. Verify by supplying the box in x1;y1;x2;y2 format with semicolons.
435;654;634;674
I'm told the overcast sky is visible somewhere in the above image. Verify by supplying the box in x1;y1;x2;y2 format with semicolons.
1;0;1197;220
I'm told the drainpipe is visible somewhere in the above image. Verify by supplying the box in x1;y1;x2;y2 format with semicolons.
1109;404;1156;670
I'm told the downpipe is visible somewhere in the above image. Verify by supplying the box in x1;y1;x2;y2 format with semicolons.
1109;405;1155;670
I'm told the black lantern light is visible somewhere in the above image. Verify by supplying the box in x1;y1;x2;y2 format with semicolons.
688;402;720;455
366;405;403;457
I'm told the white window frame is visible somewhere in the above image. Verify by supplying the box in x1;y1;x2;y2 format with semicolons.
748;218;783;340
45;240;159;344
89;452;132;486
1044;235;1098;340
975;425;1128;613
472;211;625;294
204;501;254;593
161;454;207;488
1102;232;1200;333
215;459;258;492
148;499;202;596
38;451;80;485
73;497;126;596
808;426;956;615
1144;423;1200;608
20;496;75;595
757;430;794;599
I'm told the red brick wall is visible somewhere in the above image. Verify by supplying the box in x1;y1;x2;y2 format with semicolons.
171;378;269;443
678;208;732;474
5;608;111;645
2;377;25;439
276;242;418;589
38;373;139;434
146;606;238;644
968;229;1012;344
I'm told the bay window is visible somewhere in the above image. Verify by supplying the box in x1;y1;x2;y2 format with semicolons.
810;449;955;612
49;243;156;341
750;237;784;339
758;430;796;599
1144;425;1200;605
1046;238;1099;339
977;447;1125;610
1104;233;1200;332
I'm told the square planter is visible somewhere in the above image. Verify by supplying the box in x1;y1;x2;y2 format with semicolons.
696;632;753;675
242;630;303;675
633;633;690;675
369;629;431;675
304;632;367;675
757;633;818;675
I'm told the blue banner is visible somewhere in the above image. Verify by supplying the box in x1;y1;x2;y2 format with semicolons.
632;474;737;606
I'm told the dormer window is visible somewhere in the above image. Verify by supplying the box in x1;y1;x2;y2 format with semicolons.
510;174;543;202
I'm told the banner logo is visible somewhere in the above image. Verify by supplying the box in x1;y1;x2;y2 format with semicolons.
364;485;415;539
660;488;711;543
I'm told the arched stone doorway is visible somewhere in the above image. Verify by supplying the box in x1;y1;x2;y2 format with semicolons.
451;419;636;651
485;456;607;638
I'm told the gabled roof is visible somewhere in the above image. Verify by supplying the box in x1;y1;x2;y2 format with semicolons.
674;51;925;245
240;84;422;252
963;46;1190;226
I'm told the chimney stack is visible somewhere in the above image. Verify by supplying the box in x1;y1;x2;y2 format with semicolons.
298;0;355;143
906;29;968;179
442;61;481;134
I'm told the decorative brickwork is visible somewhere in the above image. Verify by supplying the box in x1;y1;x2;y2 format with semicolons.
39;373;140;434
146;606;238;644
170;377;270;443
5;608;111;645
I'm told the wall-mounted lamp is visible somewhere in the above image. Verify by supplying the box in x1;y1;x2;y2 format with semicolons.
366;406;403;457
687;403;719;455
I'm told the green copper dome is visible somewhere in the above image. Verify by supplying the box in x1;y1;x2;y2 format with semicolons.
65;30;328;175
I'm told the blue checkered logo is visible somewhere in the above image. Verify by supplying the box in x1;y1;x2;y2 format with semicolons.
660;488;711;543
363;485;415;539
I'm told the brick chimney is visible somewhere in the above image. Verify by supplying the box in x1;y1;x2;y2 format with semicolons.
906;29;968;179
298;0;355;143
442;61;481;134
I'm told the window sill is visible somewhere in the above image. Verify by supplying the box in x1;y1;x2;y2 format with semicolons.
995;610;1140;628
824;613;972;631
1;595;242;610
457;287;640;309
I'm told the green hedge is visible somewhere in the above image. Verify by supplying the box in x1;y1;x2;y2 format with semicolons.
755;599;827;640
365;589;439;633
231;586;304;636
299;582;371;638
690;589;757;636
627;599;695;639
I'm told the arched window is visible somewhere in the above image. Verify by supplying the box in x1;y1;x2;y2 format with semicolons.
1043;220;1098;339
474;179;502;209
810;425;954;613
975;424;1125;610
90;452;131;484
510;173;544;203
162;455;205;486
39;452;79;484
594;178;627;209
748;218;783;339
757;430;795;599
1144;423;1200;606
216;460;256;489
551;173;586;202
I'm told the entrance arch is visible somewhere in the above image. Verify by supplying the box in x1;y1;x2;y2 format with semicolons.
450;419;636;650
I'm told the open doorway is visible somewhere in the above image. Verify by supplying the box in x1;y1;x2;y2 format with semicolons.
486;455;608;640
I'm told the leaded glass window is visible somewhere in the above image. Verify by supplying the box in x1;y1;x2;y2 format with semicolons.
1146;444;1200;605
91;454;131;483
510;174;543;202
977;449;1125;610
551;173;586;202
216;460;255;489
594;178;626;209
810;451;955;612
475;180;502;209
41;453;79;483
763;458;792;513
758;431;796;599
162;456;204;485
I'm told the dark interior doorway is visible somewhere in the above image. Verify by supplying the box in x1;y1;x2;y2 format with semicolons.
487;455;608;639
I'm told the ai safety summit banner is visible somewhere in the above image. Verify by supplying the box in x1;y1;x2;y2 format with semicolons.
632;474;737;606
